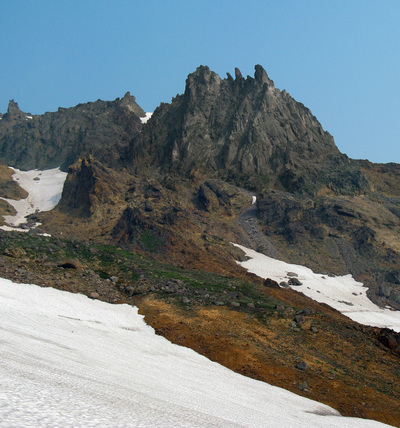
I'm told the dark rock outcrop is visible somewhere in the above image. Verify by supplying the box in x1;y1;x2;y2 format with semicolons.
112;206;168;253
197;179;250;214
0;93;145;171
378;328;400;354
3;100;28;121
57;156;126;218
131;65;368;194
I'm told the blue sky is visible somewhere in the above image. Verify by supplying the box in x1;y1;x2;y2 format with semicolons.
1;1;399;163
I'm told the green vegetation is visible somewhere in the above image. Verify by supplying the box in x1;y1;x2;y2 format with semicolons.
138;230;165;253
0;230;282;318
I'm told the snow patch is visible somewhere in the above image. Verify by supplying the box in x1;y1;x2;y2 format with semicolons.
0;167;67;228
140;112;153;124
0;278;389;427
233;243;400;332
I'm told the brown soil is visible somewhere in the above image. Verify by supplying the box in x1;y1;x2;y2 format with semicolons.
137;291;400;427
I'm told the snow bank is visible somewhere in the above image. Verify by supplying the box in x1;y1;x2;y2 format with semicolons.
0;167;67;228
0;278;389;427
234;243;400;332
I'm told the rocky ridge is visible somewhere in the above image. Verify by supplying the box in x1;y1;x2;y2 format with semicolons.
0;92;145;171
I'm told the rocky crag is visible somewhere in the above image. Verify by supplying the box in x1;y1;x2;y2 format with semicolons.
0;92;145;171
125;65;400;309
131;65;367;195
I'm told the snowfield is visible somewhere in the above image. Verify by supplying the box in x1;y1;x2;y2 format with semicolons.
0;278;391;427
234;243;400;333
0;167;67;230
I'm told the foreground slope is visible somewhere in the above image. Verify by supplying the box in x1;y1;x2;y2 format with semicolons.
1;230;400;426
0;278;390;428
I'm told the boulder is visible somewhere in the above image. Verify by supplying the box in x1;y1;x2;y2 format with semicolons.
296;362;308;371
288;278;302;286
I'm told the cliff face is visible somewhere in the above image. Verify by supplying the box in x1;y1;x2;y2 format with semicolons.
0;92;145;171
131;65;366;194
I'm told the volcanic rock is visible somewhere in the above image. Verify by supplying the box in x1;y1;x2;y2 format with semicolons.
0;93;145;171
131;65;366;194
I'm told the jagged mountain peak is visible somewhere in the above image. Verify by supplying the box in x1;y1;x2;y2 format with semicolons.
134;64;361;194
188;64;275;89
254;64;272;85
184;66;222;101
7;99;23;115
0;65;368;196
234;67;243;81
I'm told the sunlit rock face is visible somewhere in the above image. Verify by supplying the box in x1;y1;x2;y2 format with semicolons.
131;65;367;194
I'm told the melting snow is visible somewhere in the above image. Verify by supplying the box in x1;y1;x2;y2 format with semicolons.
0;278;390;427
234;243;400;332
0;167;67;228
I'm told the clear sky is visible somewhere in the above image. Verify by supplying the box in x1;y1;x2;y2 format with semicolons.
1;1;399;163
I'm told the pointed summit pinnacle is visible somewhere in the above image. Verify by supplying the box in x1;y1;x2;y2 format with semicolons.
254;65;274;87
3;99;26;121
234;68;243;81
6;100;24;117
119;92;145;117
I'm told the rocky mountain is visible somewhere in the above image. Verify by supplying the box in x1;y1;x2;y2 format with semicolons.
0;92;145;171
124;65;400;310
2;65;400;307
1;65;399;307
2;65;400;426
130;65;367;195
